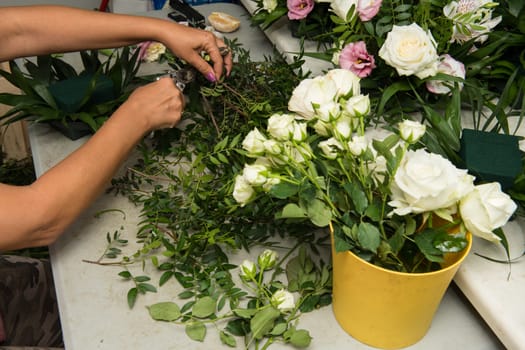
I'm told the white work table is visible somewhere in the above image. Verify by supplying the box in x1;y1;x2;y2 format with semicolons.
27;2;520;349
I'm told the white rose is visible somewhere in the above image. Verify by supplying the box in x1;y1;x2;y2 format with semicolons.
389;149;475;215
344;94;370;117
426;54;466;95
233;175;255;206
267;113;296;140
271;289;295;312
288;75;338;120
262;0;277;12
242;163;268;186
264;139;282;155
319;137;344;159
379;23;439;79
398;120;426;143
459;182;517;242
325;68;361;97
316;100;341;122
144;42;166;62
348;135;368;156
292;121;308;141
330;0;358;22
313;120;331;136
242;128;267;155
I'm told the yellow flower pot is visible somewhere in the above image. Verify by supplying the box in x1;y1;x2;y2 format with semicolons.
330;231;472;349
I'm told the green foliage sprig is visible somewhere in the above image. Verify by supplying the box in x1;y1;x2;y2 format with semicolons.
91;42;332;348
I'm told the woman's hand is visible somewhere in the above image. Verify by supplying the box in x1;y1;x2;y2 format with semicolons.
160;24;233;82
118;77;185;132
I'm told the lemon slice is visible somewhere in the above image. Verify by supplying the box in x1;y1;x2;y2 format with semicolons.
208;12;240;33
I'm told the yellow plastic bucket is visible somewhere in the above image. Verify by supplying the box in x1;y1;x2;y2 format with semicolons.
331;231;472;349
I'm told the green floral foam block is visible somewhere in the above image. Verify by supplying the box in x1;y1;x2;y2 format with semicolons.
460;129;522;190
48;73;115;113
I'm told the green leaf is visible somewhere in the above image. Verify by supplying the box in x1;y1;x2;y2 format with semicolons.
137;282;157;293
118;270;132;279
306;198;332;227
269;181;300;198
278;203;307;219
192;296;216;318
343;182;368;214
250;307;280;340
185;321;206;342
284;328;312;348
225;319;250;336
271;322;288;335
414;229;445;263
232;308;257;319
219;331;237;347
147;302;181;321
127;287;138;309
357;222;381;253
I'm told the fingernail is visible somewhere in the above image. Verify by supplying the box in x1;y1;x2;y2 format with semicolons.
206;71;216;82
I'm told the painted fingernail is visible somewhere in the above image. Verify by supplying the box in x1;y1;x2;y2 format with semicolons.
206;71;216;82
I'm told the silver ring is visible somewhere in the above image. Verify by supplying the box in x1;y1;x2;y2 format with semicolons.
219;46;230;57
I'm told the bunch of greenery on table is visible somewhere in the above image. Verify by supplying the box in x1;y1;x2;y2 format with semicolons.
0;48;142;136
98;41;331;349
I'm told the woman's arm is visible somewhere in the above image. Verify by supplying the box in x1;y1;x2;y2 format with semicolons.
0;78;183;250
0;5;232;250
0;5;232;80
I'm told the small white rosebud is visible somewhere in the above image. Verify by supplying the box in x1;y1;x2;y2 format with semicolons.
319;138;343;159
348;135;368;156
257;249;278;270
239;260;257;280
398;120;426;143
242;128;267;155
264;139;282;155
271;289;295;312
242;163;268;186
233;175;255;206
334;116;353;140
344;94;370;117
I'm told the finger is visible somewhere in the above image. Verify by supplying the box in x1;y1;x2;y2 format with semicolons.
217;40;233;77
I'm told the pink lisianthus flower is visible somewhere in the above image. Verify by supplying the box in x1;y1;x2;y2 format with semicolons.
426;54;466;95
357;0;382;21
136;41;154;61
339;41;376;78
287;0;315;20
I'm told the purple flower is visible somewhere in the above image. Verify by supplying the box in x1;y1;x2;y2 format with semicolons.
287;0;315;20
339;41;376;78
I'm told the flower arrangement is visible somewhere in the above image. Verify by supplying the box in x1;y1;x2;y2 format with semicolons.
233;68;517;272
250;0;525;165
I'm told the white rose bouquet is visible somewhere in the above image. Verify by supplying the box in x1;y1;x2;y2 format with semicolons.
322;0;525;164
234;69;517;272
